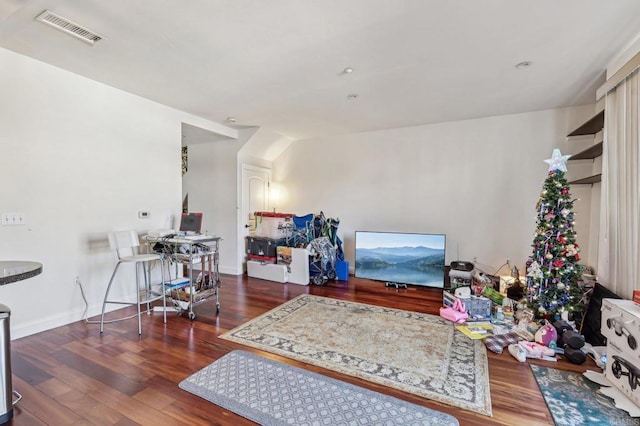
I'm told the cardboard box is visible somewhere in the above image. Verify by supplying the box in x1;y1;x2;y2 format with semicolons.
276;246;292;265
601;298;640;409
448;270;472;292
443;291;459;308
277;246;310;285
468;296;493;319
443;292;492;320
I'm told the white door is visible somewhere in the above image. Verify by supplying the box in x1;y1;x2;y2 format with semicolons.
240;165;271;267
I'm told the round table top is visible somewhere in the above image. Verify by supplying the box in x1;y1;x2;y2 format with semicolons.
0;261;43;285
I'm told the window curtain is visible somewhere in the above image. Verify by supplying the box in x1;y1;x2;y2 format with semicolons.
597;69;640;299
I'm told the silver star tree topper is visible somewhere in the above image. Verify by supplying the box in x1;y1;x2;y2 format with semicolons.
544;148;571;172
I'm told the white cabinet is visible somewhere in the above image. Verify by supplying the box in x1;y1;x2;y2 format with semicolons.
247;260;288;283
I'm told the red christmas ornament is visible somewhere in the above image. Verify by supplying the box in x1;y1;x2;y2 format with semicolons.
553;259;565;268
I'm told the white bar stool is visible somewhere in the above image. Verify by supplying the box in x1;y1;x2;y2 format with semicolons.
100;230;167;334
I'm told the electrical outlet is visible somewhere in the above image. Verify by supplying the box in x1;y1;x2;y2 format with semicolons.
138;211;150;219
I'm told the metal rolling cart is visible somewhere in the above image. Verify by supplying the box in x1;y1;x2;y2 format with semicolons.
147;234;221;320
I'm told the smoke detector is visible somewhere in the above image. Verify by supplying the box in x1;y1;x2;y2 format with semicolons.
35;10;102;45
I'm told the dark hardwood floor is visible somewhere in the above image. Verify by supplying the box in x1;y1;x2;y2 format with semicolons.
8;274;596;425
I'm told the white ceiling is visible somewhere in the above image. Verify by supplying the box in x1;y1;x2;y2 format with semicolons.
2;0;640;142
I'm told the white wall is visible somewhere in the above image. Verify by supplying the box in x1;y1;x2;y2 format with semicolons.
273;106;597;276
0;45;601;338
183;128;261;275
184;141;238;275
0;47;225;338
606;32;640;79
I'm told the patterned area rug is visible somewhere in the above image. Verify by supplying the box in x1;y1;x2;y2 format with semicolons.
220;295;491;416
180;350;460;426
531;364;640;425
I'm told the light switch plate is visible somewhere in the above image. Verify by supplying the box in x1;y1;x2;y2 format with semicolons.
1;212;24;225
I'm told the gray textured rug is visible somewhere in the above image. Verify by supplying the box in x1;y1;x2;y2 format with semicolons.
180;350;459;426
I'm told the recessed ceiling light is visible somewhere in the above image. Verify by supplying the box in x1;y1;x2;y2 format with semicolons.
347;94;359;100
515;61;532;70
343;67;354;74
225;116;237;123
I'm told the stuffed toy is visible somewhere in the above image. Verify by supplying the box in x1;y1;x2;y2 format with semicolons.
535;320;558;347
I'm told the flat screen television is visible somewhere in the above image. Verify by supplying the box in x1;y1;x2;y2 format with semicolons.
355;231;446;288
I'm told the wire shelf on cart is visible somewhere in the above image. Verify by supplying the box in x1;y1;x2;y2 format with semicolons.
145;234;222;321
170;286;219;305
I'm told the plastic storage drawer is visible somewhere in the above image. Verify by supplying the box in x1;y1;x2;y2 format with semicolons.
247;236;285;258
254;212;293;239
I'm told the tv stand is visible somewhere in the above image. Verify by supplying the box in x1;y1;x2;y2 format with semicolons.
385;281;407;289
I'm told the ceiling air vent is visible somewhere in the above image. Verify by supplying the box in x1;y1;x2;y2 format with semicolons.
35;10;102;45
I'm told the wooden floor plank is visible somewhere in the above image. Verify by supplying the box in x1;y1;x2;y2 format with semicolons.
54;387;126;425
48;348;147;397
12;375;82;425
7;273;597;425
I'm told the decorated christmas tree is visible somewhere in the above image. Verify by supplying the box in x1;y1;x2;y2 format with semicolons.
525;149;584;320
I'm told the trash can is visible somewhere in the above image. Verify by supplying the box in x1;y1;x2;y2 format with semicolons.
0;304;16;424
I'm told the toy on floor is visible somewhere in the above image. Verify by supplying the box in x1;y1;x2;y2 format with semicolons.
440;298;468;324
519;341;556;359
553;319;587;364
508;341;557;362
535;320;557;347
